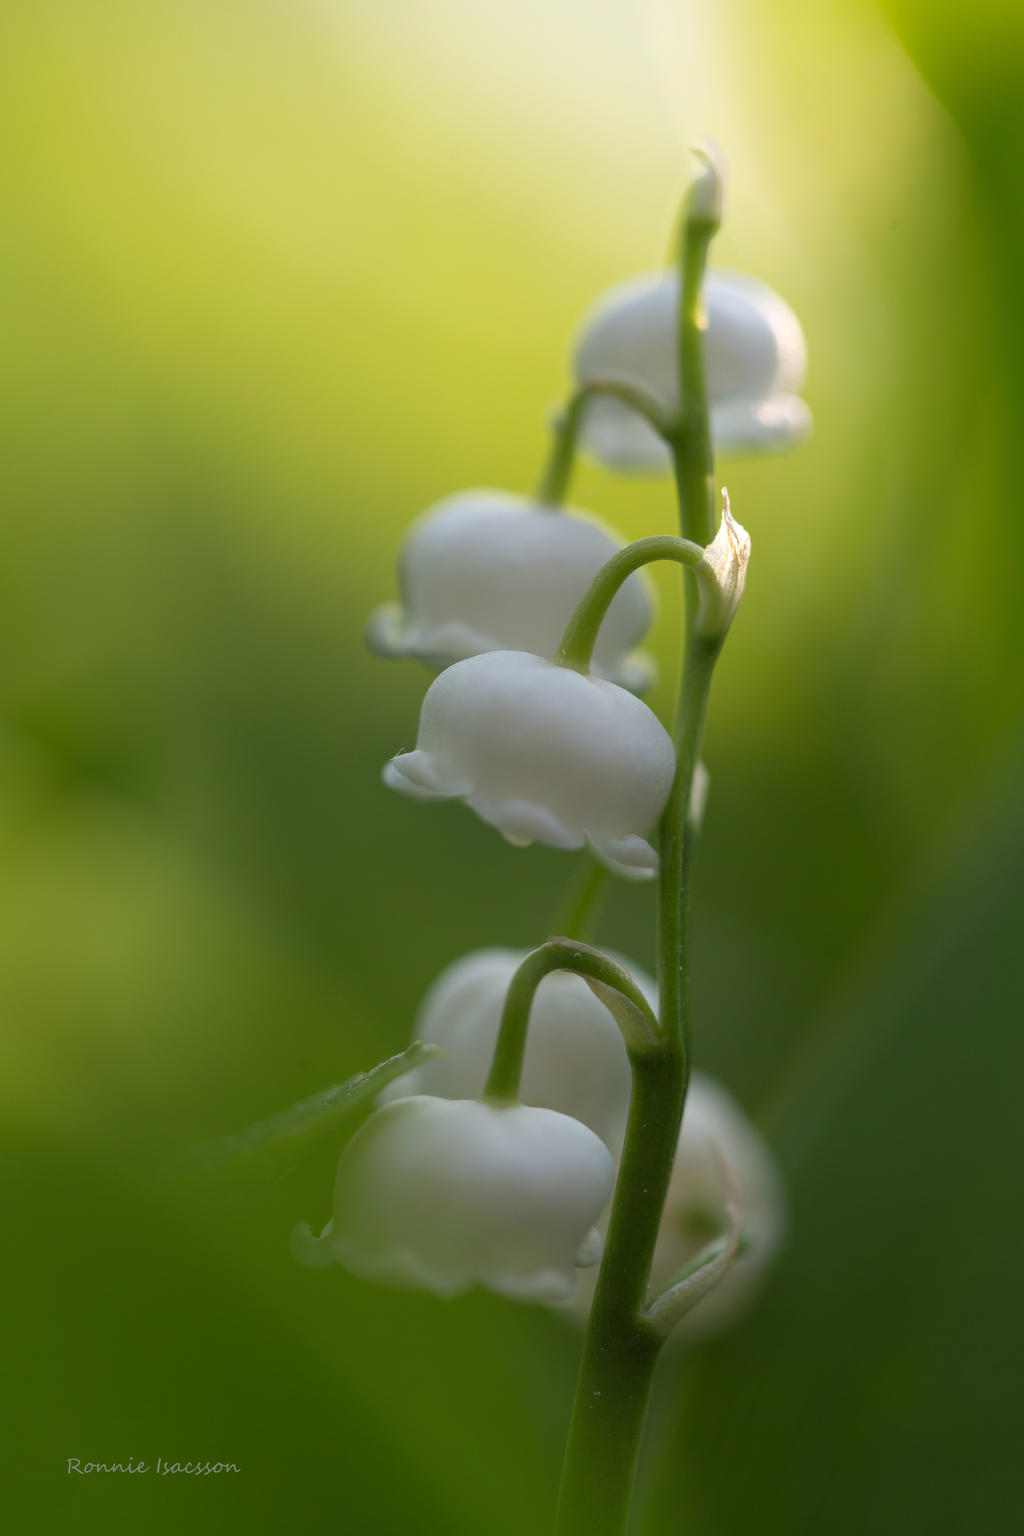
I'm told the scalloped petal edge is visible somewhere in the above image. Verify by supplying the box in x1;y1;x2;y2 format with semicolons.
587;831;660;881
714;394;812;456
367;604;504;669
468;795;585;851
368;606;656;694
579;393;812;471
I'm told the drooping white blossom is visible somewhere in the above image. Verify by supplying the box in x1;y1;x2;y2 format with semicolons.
367;490;656;692
383;650;676;880
573;270;811;471
572;1072;785;1337
291;1095;615;1303
380;947;657;1148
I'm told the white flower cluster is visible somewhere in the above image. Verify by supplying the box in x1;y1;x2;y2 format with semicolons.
370;244;806;881
295;949;785;1327
292;153;800;1336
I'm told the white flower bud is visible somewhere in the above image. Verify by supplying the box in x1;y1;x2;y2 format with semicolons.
292;1095;615;1303
573;270;811;471
368;490;656;692
687;140;725;227
380;947;657;1148
383;650;675;880
649;1072;786;1338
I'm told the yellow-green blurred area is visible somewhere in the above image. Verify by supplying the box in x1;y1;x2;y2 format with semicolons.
2;0;1023;1530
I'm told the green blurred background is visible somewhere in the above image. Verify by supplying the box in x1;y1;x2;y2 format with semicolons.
2;1;1023;1531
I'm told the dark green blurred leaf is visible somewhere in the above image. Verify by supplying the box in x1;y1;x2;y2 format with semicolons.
640;737;1024;1535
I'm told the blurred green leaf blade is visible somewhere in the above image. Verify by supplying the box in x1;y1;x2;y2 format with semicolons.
640;738;1024;1535
184;1041;436;1180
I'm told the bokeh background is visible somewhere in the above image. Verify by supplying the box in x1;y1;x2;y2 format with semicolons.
3;1;1023;1531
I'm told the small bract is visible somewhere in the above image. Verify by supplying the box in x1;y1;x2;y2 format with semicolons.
651;1072;786;1338
367;490;656;692
291;1095;615;1303
382;650;676;879
573;269;811;471
695;494;751;641
380;947;657;1148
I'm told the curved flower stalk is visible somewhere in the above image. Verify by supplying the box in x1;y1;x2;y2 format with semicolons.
383;650;676;879
380;947;657;1148
367;490;656;692
573;269;811;471
291;1095;614;1303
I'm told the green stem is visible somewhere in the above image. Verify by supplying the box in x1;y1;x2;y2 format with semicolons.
536;383;673;506
536;390;591;506
555;175;721;1536
549;855;612;943
554;642;718;1536
483;940;660;1103
668;213;717;548
657;632;718;1082
554;1047;683;1536
555;535;703;673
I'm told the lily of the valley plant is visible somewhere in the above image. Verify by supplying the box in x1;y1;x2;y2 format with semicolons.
241;142;808;1536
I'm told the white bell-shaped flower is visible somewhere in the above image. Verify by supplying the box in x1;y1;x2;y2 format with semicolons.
367;490;656;692
383;650;676;879
573;270;811;471
292;1095;614;1303
380;947;657;1148
650;1071;786;1338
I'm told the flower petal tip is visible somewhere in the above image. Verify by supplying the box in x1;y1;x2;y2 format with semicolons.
587;832;660;882
290;1220;336;1269
365;602;406;659
383;751;469;802
610;649;658;696
576;1226;605;1269
472;797;584;852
